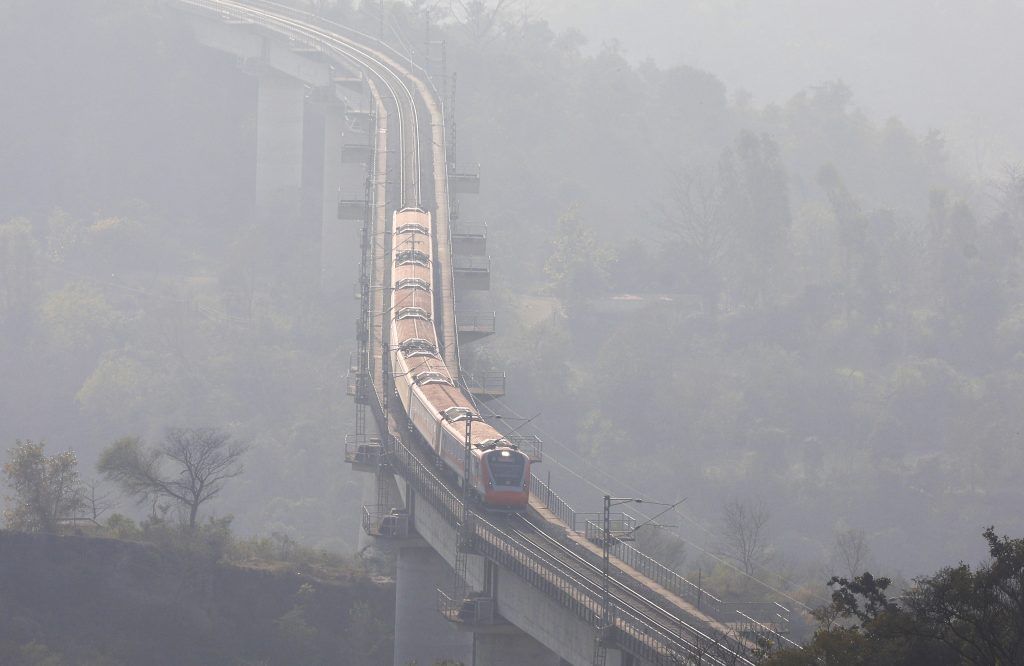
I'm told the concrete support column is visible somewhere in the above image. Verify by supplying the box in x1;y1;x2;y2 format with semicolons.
256;70;306;227
320;108;347;291
394;546;473;666
474;630;563;666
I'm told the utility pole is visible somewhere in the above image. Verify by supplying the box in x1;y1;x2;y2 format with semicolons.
598;494;684;659
453;411;482;612
602;494;613;644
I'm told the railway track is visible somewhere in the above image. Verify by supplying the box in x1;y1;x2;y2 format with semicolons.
505;513;755;665
171;3;762;663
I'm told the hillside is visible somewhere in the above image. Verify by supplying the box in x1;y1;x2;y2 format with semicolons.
0;531;393;665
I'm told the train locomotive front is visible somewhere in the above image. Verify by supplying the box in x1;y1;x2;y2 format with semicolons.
388;208;530;509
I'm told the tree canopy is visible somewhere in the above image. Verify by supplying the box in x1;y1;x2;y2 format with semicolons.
98;428;247;529
2;440;82;532
765;528;1024;665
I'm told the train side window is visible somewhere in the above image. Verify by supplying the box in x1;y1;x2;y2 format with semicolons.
413;371;452;387
396;223;429;235
396;250;429;266
395;277;430;291
442;407;476;423
397;307;431;321
399;338;438;358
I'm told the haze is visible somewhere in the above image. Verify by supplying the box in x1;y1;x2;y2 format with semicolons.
544;0;1024;174
1;0;1022;640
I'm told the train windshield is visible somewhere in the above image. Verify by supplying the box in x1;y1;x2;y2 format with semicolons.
486;450;526;487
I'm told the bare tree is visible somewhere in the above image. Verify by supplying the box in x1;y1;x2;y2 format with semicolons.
830;528;871;580
448;0;516;43
661;166;735;269
659;165;736;314
98;428;247;529
718;498;772;576
73;478;116;527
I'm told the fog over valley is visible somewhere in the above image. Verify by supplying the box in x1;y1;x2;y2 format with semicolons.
543;0;1024;175
1;1;1023;664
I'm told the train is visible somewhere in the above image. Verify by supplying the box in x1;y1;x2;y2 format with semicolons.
388;207;531;509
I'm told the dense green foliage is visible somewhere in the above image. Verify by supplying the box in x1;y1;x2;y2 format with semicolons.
1;0;1022;620
764;528;1024;664
369;1;1024;583
1;441;81;532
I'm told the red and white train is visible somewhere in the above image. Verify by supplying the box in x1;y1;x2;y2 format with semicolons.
388;208;531;509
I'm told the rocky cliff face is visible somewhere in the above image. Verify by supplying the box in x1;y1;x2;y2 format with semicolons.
0;531;394;665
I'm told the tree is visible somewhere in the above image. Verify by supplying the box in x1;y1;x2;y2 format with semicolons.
74;478;116;527
718;498;772;577
660;164;734;314
2;440;83;532
98;428;247;529
904;527;1024;665
544;205;615;312
764;528;1024;665
830;528;872;580
634;527;687;574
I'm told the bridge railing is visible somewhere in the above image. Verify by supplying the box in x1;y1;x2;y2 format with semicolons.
472;512;752;666
455;310;496;336
384;433;461;528
530;473;576;527
175;4;772;660
380;424;751;663
608;536;723;613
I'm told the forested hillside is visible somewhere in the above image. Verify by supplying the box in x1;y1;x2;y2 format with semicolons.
0;1;361;548
1;0;1021;605
381;1;1024;584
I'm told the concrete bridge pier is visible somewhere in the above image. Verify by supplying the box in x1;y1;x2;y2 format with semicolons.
255;69;306;257
473;629;564;666
394;544;474;666
319;106;347;291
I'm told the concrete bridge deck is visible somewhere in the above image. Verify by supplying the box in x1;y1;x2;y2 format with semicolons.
171;2;795;664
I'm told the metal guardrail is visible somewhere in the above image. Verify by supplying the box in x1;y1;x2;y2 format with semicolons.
383;430;749;664
344;434;382;469
453;255;491;272
437;589;496;626
452;223;487;238
361;504;409;538
456;311;496;335
580;514;638;541
462;370;506;396
507;433;542;463
175;3;782;660
531;473;576;527
530;469;791;644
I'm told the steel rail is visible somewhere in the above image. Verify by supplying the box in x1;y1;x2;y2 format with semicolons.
171;3;765;663
512;515;755;666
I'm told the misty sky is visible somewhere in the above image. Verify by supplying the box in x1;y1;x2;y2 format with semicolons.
542;0;1024;176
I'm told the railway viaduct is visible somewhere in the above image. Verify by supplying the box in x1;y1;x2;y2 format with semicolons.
166;2;795;664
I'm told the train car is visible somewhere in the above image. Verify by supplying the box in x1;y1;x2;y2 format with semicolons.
389;208;530;509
